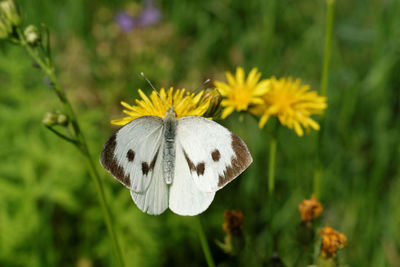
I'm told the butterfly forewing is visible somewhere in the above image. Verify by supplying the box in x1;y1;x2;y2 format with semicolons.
175;116;253;193
100;116;164;193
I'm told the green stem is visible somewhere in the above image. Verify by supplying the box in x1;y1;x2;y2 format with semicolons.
320;0;335;98
17;29;125;267
44;126;79;145
261;0;276;59
313;168;321;199
82;147;125;267
268;138;277;196
268;134;277;252
196;216;215;267
313;0;336;198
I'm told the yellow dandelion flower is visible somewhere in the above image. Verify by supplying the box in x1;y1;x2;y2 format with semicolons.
320;226;347;258
111;87;211;126
251;77;327;136
214;67;269;119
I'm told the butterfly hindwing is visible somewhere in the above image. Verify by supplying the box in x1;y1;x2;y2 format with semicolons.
100;116;163;193
130;143;169;215
169;144;216;216
175;116;253;193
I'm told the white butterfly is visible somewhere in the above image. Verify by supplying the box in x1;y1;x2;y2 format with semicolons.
100;108;252;216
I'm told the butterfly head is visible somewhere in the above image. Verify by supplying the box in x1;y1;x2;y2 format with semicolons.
165;107;177;119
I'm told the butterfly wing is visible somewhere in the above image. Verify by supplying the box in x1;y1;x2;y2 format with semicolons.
169;144;216;216
169;116;252;215
130;150;169;215
100;116;163;193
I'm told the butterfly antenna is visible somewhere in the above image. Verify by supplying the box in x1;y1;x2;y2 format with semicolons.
203;78;211;86
141;72;171;109
191;78;212;95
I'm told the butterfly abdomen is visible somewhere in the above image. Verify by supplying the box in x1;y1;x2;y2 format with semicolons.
163;109;178;184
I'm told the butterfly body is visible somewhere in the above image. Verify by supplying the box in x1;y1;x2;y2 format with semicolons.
101;109;252;216
162;109;178;184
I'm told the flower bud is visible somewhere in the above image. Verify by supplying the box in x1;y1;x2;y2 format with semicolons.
0;0;21;27
56;114;68;126
42;112;57;126
0;15;11;39
298;195;323;223
265;253;286;267
316;256;337;267
24;25;41;46
320;226;347;258
202;88;222;118
216;210;245;255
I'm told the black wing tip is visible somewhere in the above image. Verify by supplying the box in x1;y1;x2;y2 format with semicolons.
217;132;252;188
100;132;131;187
100;133;117;167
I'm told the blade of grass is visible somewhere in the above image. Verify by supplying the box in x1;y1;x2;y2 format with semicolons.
314;0;336;198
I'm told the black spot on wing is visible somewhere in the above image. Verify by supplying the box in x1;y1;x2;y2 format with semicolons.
183;149;206;176
142;162;150;175
211;149;221;162
183;149;196;172
196;162;205;175
127;149;135;162
141;149;159;176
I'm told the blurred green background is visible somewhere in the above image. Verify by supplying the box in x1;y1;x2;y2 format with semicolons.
1;0;399;266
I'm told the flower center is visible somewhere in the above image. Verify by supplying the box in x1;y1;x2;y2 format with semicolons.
268;90;294;114
232;86;252;110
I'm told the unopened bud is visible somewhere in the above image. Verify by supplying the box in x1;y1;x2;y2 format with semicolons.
265;253;286;267
0;15;11;39
42;112;57;126
316;256;337;267
216;210;245;255
24;25;41;46
202;88;222;118
298;195;323;223
320;226;347;258
56;114;68;126
0;0;21;27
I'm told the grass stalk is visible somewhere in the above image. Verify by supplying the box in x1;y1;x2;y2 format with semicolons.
320;0;336;98
314;0;336;198
196;216;216;267
268;134;278;252
268;137;277;197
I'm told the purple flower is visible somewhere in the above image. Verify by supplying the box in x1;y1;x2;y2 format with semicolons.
115;12;136;32
137;6;162;27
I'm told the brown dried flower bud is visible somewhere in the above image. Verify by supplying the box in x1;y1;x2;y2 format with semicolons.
320;226;347;258
216;209;245;255
298;195;323;222
222;209;243;237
